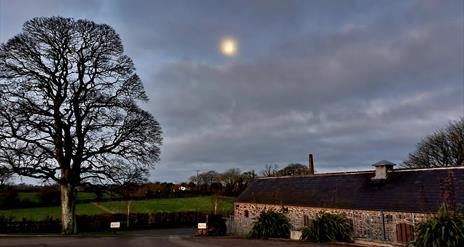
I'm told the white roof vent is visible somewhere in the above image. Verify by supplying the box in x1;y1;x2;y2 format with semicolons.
371;160;396;181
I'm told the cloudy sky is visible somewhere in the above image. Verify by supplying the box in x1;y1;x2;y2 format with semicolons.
0;0;462;182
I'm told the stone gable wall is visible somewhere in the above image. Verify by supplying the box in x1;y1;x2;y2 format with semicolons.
233;202;429;243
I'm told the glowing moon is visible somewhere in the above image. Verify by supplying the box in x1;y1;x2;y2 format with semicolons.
220;38;238;56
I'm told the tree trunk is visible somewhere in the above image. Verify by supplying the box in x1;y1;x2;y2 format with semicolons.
61;183;77;234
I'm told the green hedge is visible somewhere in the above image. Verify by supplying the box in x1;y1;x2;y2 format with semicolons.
0;212;209;233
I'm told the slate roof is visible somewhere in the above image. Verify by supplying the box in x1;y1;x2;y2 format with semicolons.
236;167;464;213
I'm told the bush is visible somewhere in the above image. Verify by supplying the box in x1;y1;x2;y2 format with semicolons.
38;187;60;206
414;205;464;247
0;189;19;209
301;212;353;243
249;210;291;239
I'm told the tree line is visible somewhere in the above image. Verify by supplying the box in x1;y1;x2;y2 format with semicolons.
0;163;308;210
188;163;313;196
189;169;256;196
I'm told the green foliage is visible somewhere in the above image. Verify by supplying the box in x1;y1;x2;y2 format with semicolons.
301;212;353;243
38;187;61;206
414;205;464;247
249;210;291;239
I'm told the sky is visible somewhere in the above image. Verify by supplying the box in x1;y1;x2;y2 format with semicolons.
0;0;463;183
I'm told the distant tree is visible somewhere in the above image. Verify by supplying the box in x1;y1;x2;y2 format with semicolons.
238;170;257;193
277;163;308;176
260;163;308;177
189;169;256;195
261;164;279;177
0;166;13;189
190;170;221;193
241;170;257;184
0;17;162;234
93;185;104;201
404;118;464;168
221;168;242;195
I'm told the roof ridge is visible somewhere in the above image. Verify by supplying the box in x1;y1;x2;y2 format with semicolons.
257;170;372;179
255;166;464;180
392;166;464;172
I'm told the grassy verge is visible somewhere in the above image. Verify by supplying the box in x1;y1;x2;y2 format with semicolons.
0;196;234;221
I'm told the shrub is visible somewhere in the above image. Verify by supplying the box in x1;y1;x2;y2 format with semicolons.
0;189;19;209
249;210;291;239
301;212;353;243
38;187;60;206
414;205;464;247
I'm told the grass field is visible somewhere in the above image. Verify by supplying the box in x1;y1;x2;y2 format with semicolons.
0;196;234;221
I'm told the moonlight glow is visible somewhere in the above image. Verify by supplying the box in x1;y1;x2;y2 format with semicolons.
220;38;238;56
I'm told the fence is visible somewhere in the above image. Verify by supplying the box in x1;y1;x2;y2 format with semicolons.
0;212;209;233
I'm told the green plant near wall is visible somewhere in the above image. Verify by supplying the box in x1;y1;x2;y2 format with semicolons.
301;212;353;243
414;205;464;247
249;210;291;239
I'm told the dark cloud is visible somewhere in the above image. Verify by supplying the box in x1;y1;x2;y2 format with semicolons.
0;0;462;182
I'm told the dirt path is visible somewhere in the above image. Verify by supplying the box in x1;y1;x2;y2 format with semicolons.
92;202;116;214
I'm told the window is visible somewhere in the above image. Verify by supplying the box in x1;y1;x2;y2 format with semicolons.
244;210;249;218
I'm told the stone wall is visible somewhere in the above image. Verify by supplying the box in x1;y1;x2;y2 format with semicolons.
233;202;430;243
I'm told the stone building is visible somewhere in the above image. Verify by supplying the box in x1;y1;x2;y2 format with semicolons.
234;160;464;244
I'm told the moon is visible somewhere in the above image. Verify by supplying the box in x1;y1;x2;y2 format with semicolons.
220;38;238;56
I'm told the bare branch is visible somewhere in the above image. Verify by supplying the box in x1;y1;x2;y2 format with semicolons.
404;118;464;168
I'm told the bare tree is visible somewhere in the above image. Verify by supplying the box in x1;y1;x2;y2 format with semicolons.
261;164;279;177
0;17;162;234
241;170;257;182
404;118;463;168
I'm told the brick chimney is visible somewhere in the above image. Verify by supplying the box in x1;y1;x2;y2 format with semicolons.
308;154;314;175
371;160;396;181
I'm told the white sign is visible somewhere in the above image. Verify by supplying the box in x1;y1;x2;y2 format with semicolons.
110;222;121;229
197;223;207;229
